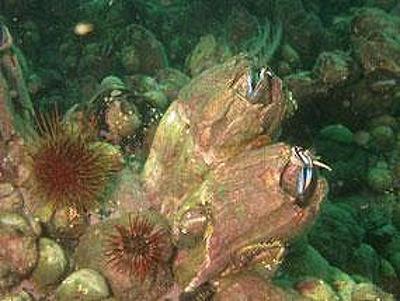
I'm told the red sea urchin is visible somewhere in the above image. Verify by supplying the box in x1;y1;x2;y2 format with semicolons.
105;214;170;281
26;113;119;211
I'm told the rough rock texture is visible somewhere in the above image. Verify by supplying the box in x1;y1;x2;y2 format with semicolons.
55;268;110;301
0;213;38;292
351;8;400;75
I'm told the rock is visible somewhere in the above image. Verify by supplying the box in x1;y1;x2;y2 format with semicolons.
390;202;400;234
106;167;149;218
369;78;399;94
154;68;190;103
228;9;282;65
329;267;356;301
173;243;207;289
104;100;142;142
282;243;334;281
280;43;301;66
0;183;15;198
225;6;259;48
126;74;157;94
213;273;299;301
347;79;396;119
387;252;400;276
100;76;126;92
295;278;339;301
284;72;325;100
349;244;380;282
277;0;328;65
380;258;397;281
0;23;35;138
27;73;43;96
308;203;365;267
124;73;172;111
351;8;400;75
79;75;99;101
367;165;393;192
79;42;114;78
117;24;167;75
313;51;354;86
0;213;38;290
0;136;30;187
120;46;140;74
360;198;396;252
319;124;354;144
368;115;398;130
370;125;395;150
185;34;232;77
85;79;143;149
19;21;41;55
277;61;293;76
0;183;23;212
353;130;371;147
48;206;89;240
32;238;68;287
142;90;169;111
381;257;396;275
56;268;110;301
0;290;33;301
380;257;400;296
366;0;398;11
351;282;394;301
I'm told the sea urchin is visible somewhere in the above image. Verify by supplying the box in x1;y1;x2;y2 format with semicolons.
105;214;170;281
26;114;119;211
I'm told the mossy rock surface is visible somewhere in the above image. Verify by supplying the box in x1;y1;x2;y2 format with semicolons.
0;291;33;301
32;238;68;287
319;124;354;145
55;268;110;301
0;213;39;290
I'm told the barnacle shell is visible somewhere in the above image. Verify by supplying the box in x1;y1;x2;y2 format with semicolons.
142;55;327;293
143;54;289;216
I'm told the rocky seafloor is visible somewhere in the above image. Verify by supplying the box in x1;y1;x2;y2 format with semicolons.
0;0;400;300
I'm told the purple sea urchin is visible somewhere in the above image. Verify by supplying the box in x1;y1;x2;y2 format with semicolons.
26;114;119;211
105;214;169;281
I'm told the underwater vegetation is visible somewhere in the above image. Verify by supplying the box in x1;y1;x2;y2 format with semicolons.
0;0;400;300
